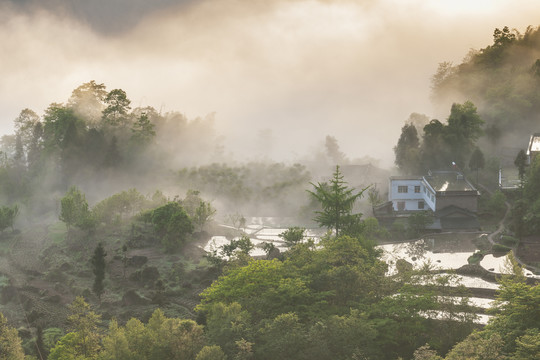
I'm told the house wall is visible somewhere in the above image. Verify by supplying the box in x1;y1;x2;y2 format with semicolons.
435;194;478;212
389;178;435;211
422;179;437;210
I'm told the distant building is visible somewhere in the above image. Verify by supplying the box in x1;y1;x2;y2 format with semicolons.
527;133;540;164
498;134;540;190
374;171;480;231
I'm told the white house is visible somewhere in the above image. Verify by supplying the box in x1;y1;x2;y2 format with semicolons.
388;171;479;213
388;176;436;212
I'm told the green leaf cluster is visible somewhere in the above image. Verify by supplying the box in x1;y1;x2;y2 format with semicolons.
438;256;540;359
198;233;476;359
145;201;194;251
511;155;540;237
0;204;18;233
432;26;540;145
0;312;25;360
60;186;93;231
48;298;209;360
92;188;148;226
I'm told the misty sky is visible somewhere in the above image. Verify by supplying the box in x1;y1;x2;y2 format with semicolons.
1;0;540;167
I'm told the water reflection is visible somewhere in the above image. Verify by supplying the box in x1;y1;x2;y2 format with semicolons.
203;222;528;325
203;222;539;282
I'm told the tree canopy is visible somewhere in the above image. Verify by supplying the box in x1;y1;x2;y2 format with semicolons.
308;165;366;237
395;101;484;173
145;201;194;251
60;186;92;232
432;25;540;145
394;123;421;174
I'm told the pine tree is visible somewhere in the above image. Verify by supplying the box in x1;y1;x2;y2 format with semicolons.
91;243;107;301
308;165;366;237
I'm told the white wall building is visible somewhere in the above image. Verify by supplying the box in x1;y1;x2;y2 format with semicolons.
388;171;479;213
388;176;436;212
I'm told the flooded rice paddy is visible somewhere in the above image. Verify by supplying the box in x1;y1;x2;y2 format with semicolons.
204;218;537;319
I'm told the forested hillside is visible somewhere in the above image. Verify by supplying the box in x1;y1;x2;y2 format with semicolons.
1;25;540;359
432;25;540;146
0;81;334;222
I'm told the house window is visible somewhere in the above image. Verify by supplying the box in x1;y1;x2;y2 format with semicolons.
397;201;405;211
418;201;424;209
398;186;408;193
414;186;421;193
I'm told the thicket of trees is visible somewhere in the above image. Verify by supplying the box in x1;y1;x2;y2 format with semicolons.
177;162;312;216
58;186;214;252
0;160;537;359
2;25;540;358
0;81;220;220
511;154;540;238
0;312;25;360
394;101;484;174
2;265;537;359
192;171;474;359
0;81;351;233
432;26;540;145
142;201;194;252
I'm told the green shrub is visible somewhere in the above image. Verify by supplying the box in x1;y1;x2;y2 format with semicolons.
500;235;518;246
468;252;484;264
492;243;511;253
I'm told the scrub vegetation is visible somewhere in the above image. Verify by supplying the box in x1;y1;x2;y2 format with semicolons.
0;25;540;360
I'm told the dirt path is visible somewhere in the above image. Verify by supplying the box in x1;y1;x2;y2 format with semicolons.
476;183;539;273
475;184;511;245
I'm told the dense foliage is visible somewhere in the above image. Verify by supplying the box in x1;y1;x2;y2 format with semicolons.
0;81;220;221
432;26;540;145
394;101;484;174
0;160;538;360
177;162;312;216
60;186;93;232
511;154;540;238
2;253;539;359
308;165;367;237
144;201;194;251
196;231;480;360
2;26;540;359
0;313;25;360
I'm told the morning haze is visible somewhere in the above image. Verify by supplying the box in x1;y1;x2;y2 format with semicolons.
1;1;540;359
1;0;540;166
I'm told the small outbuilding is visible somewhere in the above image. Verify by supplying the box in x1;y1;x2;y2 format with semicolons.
527;133;540;164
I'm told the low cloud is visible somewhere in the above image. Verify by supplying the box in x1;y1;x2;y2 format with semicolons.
1;0;540;167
